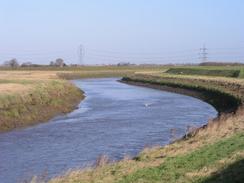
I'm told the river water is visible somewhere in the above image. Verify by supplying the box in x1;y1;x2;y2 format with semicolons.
0;78;217;183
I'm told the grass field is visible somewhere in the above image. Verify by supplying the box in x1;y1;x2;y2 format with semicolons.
166;68;240;78
165;66;244;78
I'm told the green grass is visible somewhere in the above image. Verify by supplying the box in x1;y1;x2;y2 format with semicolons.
117;133;244;183
239;68;244;78
165;66;244;78
202;159;244;183
166;67;241;78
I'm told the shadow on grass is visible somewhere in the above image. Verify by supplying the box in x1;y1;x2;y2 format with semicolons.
201;159;244;183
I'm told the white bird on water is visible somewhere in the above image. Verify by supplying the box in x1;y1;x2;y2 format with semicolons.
144;103;153;107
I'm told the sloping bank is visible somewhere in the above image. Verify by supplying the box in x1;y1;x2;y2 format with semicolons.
121;74;243;113
0;79;84;132
48;73;244;183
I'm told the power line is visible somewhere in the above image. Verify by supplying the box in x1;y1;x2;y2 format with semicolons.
1;45;244;64
86;48;198;56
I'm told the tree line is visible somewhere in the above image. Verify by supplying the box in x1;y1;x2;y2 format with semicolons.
2;58;68;68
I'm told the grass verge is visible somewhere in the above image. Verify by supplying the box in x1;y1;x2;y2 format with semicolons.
118;133;244;183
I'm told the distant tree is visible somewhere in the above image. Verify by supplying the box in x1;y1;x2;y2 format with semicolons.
49;61;55;66
117;62;131;66
49;58;67;67
21;62;32;67
3;58;19;68
55;58;65;67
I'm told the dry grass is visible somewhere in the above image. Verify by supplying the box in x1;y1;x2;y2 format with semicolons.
0;71;59;101
0;83;31;93
0;71;59;80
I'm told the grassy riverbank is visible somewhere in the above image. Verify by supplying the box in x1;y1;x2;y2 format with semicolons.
0;78;83;132
122;73;244;113
46;68;244;183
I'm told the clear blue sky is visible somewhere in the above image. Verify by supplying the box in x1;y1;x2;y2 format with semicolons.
0;0;244;65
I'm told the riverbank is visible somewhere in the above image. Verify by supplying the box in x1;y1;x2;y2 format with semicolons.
121;73;243;113
48;72;244;183
0;78;84;132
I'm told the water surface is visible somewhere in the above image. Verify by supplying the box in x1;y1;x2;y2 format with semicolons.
0;78;217;183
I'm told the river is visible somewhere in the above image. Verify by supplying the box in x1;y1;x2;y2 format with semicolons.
0;78;217;183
